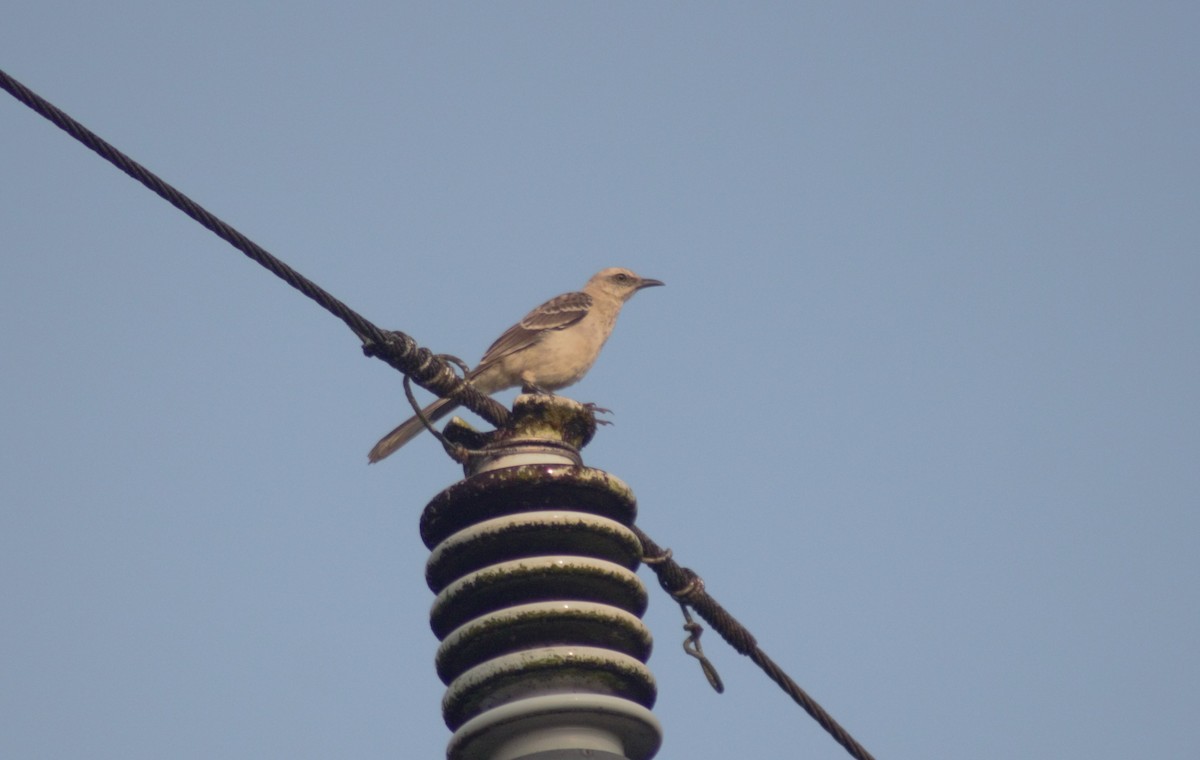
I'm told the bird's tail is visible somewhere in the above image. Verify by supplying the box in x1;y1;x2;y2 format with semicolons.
367;397;459;463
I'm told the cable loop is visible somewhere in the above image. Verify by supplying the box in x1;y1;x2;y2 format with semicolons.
401;374;462;463
680;603;724;694
400;354;493;464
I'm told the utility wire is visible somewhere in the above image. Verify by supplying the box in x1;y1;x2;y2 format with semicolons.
0;66;509;431
3;67;877;760
636;526;877;760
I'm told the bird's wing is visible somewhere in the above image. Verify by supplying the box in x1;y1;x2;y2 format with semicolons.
473;290;593;373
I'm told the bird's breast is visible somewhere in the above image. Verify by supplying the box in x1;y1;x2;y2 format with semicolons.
520;308;618;391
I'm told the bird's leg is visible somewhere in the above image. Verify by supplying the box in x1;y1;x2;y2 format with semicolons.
519;376;555;395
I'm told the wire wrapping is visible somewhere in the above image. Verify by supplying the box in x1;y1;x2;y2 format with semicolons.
3;66;877;760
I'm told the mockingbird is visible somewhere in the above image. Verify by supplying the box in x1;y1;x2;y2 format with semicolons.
368;267;664;463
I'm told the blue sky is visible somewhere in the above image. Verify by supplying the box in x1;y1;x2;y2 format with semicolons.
3;3;1198;758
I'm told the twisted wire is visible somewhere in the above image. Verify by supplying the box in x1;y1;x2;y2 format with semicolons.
635;526;877;760
0;66;508;430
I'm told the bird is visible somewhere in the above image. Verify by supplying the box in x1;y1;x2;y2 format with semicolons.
367;267;664;463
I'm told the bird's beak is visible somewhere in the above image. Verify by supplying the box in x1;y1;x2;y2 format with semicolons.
637;277;665;289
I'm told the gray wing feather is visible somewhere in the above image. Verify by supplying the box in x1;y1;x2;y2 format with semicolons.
473;291;592;373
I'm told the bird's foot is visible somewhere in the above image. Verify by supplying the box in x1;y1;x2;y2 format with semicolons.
583;402;614;425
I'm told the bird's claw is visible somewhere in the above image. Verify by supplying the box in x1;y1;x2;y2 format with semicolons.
583;403;614;425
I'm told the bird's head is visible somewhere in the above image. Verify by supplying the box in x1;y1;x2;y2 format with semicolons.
587;267;665;301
